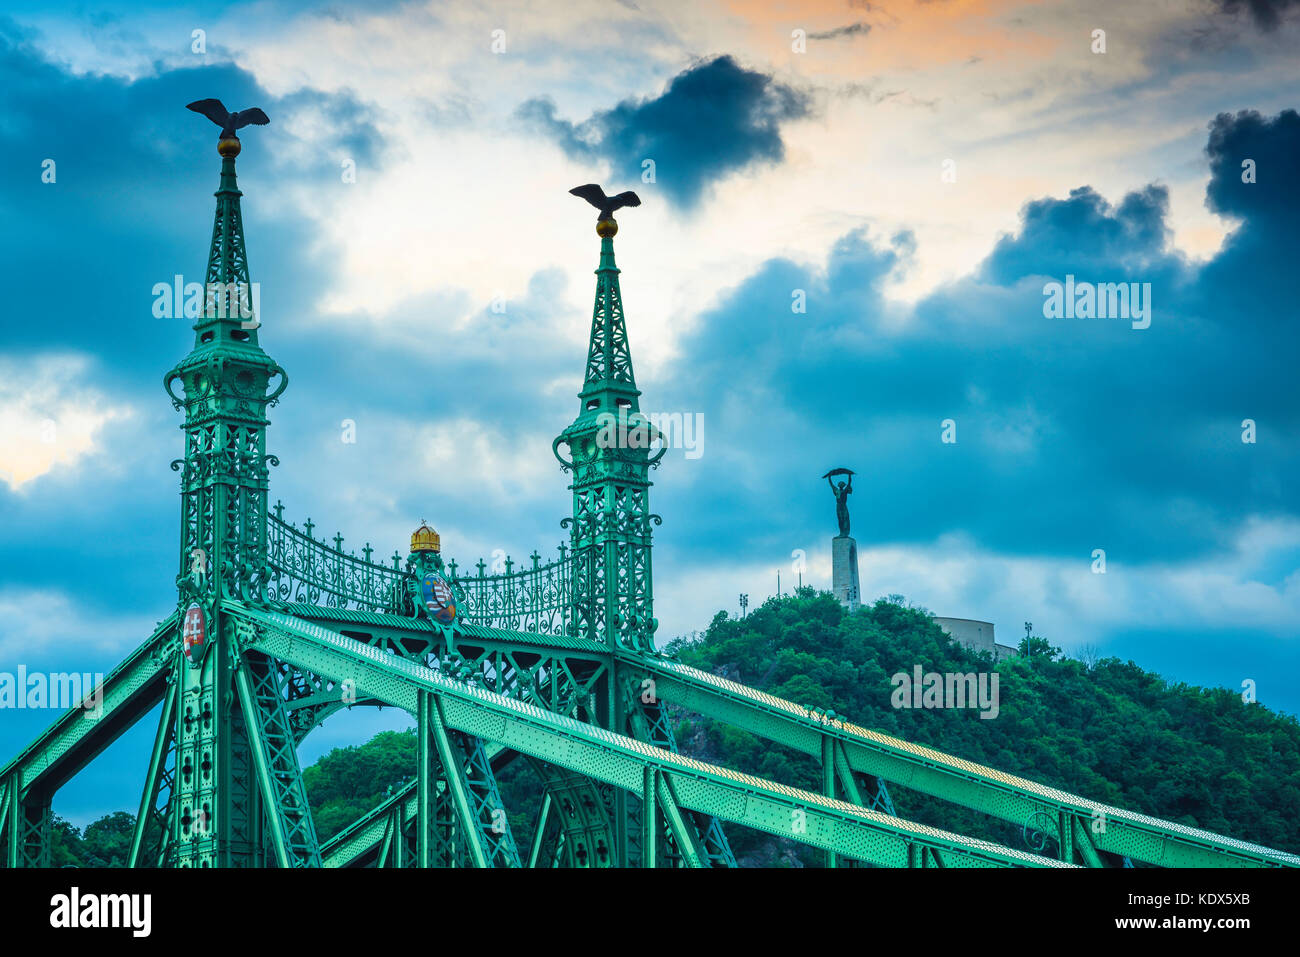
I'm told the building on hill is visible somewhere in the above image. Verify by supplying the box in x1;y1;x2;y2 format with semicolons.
933;617;1019;661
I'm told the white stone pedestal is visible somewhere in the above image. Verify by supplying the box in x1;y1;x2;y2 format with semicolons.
832;536;860;611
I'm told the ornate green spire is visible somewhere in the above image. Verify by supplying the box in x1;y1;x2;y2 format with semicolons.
166;134;286;605
580;222;640;413
163;122;284;868
194;138;261;349
555;202;662;653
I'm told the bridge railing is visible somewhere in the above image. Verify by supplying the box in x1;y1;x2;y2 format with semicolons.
265;503;588;634
266;503;411;614
446;547;577;637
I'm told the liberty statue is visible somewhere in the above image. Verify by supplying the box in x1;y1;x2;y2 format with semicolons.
824;468;854;537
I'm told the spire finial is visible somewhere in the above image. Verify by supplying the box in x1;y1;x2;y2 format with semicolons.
187;98;270;156
569;183;641;236
551;179;643;436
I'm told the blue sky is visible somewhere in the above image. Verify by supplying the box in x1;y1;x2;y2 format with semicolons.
1;0;1298;826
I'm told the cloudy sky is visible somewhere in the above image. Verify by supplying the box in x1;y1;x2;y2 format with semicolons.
1;0;1298;825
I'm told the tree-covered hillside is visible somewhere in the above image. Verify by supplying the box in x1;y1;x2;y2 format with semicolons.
662;591;1300;864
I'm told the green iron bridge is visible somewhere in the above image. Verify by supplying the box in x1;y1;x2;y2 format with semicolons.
1;124;1296;870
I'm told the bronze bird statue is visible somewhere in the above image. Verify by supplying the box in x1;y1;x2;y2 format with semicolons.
569;183;641;221
186;98;270;139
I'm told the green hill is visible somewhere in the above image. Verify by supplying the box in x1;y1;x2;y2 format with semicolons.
660;591;1300;864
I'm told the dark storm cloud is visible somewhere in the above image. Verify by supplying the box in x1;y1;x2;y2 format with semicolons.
517;55;811;208
1217;0;1300;30
1198;109;1300;323
0;20;384;370
980;185;1175;284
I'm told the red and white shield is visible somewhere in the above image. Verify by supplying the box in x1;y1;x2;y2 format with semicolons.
182;603;207;667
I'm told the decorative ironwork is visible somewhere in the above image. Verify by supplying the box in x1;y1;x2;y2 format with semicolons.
444;546;576;636
1022;809;1061;854
266;504;411;614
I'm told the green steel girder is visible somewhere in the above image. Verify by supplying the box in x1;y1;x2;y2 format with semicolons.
322;778;426;868
641;768;658;869
308;731;464;868
822;735;838;868
376;805;400;867
832;738;896;817
528;792;553;867
233;653;322;867
129;681;179;868
378;794;446;869
1;617;178;870
295;606;622;868
633;656;1300;869
623;675;735;867
1;771;50;868
234;606;1068;868
368;790;449;870
1;779;14;866
653;771;704;867
1071;814;1106;868
417;688;431;867
424;694;521;868
313;695;621;868
283;603;610;662
5;793;50;868
457;728;521;866
283;604;610;722
320;746;618;869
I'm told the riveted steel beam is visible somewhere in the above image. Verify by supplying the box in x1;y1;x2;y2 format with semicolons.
129;681;178;868
234;654;321;867
426;694;488;868
528;791;553;868
634;656;1300;869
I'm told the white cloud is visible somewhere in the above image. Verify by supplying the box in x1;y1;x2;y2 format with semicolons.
655;517;1300;651
0;587;159;662
0;354;132;491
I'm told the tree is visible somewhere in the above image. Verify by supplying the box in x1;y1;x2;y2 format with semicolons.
82;811;135;866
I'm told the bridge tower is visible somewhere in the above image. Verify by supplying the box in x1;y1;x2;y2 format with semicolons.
158;133;287;867
551;205;734;866
553;216;663;655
